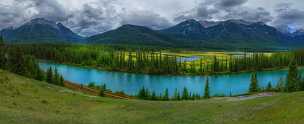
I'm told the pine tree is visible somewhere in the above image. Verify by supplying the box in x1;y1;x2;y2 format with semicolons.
276;78;285;92
53;68;60;85
101;84;107;91
163;88;169;101
182;87;189;100
46;67;53;84
300;80;304;91
0;36;4;46
174;88;180;100
88;82;96;88
35;69;44;81
99;84;105;97
266;82;273;91
59;75;64;86
286;59;300;92
249;72;259;93
138;87;146;99
204;78;210;99
151;91;157;100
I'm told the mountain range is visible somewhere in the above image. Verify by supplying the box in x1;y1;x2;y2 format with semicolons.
1;18;304;49
0;18;84;43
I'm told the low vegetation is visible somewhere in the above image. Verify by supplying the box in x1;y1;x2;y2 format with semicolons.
1;70;304;124
5;44;301;75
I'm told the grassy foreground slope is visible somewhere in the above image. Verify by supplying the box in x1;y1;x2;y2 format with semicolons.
1;70;304;124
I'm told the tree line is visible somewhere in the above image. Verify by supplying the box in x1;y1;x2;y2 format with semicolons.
249;58;304;93
0;39;64;87
137;58;304;101
137;78;210;101
7;44;303;76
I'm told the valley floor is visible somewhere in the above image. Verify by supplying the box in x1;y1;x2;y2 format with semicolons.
1;70;304;124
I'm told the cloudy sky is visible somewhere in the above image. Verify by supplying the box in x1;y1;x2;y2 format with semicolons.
0;0;304;36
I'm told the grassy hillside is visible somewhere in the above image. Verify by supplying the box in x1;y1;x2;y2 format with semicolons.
1;69;304;124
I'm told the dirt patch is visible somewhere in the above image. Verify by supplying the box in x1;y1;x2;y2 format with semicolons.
227;92;275;101
63;81;132;99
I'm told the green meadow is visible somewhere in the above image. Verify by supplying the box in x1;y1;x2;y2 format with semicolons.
1;69;304;124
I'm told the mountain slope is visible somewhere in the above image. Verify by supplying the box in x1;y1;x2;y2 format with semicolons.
288;29;304;46
203;20;284;47
0;18;84;43
159;19;285;48
88;24;173;46
160;19;206;41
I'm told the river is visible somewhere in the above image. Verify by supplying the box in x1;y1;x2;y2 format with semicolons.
39;62;296;97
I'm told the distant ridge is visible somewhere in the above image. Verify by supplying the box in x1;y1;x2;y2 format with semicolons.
88;24;174;46
0;18;84;43
1;18;304;49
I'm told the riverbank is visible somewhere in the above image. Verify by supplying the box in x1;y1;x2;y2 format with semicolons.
63;79;275;100
40;61;294;97
1;69;304;124
63;81;132;99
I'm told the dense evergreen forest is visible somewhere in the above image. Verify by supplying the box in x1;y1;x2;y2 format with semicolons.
0;38;64;86
5;44;303;75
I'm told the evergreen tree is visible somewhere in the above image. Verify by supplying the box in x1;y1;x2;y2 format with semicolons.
88;82;96;88
204;78;210;99
182;87;189;100
249;72;259;93
0;36;4;46
101;84;107;91
276;78;285;92
300;79;304;91
151;91;157;100
59;75;64;86
46;67;53;84
35;69;44;81
174;88;180;100
266;82;273;91
99;84;106;97
53;68;60;85
138;87;146;99
286;59;300;92
163;88;169;101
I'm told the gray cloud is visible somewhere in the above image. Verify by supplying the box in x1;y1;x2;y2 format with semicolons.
0;0;304;36
215;0;248;9
30;0;68;21
223;7;273;23
63;1;121;36
175;0;273;24
0;0;171;36
272;3;304;32
120;10;171;30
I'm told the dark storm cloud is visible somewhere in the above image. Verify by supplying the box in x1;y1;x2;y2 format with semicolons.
64;2;171;36
196;6;219;20
0;0;303;36
0;0;171;36
215;0;248;9
0;0;68;28
120;10;171;30
175;0;272;24
174;1;219;21
64;2;120;36
223;7;273;23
